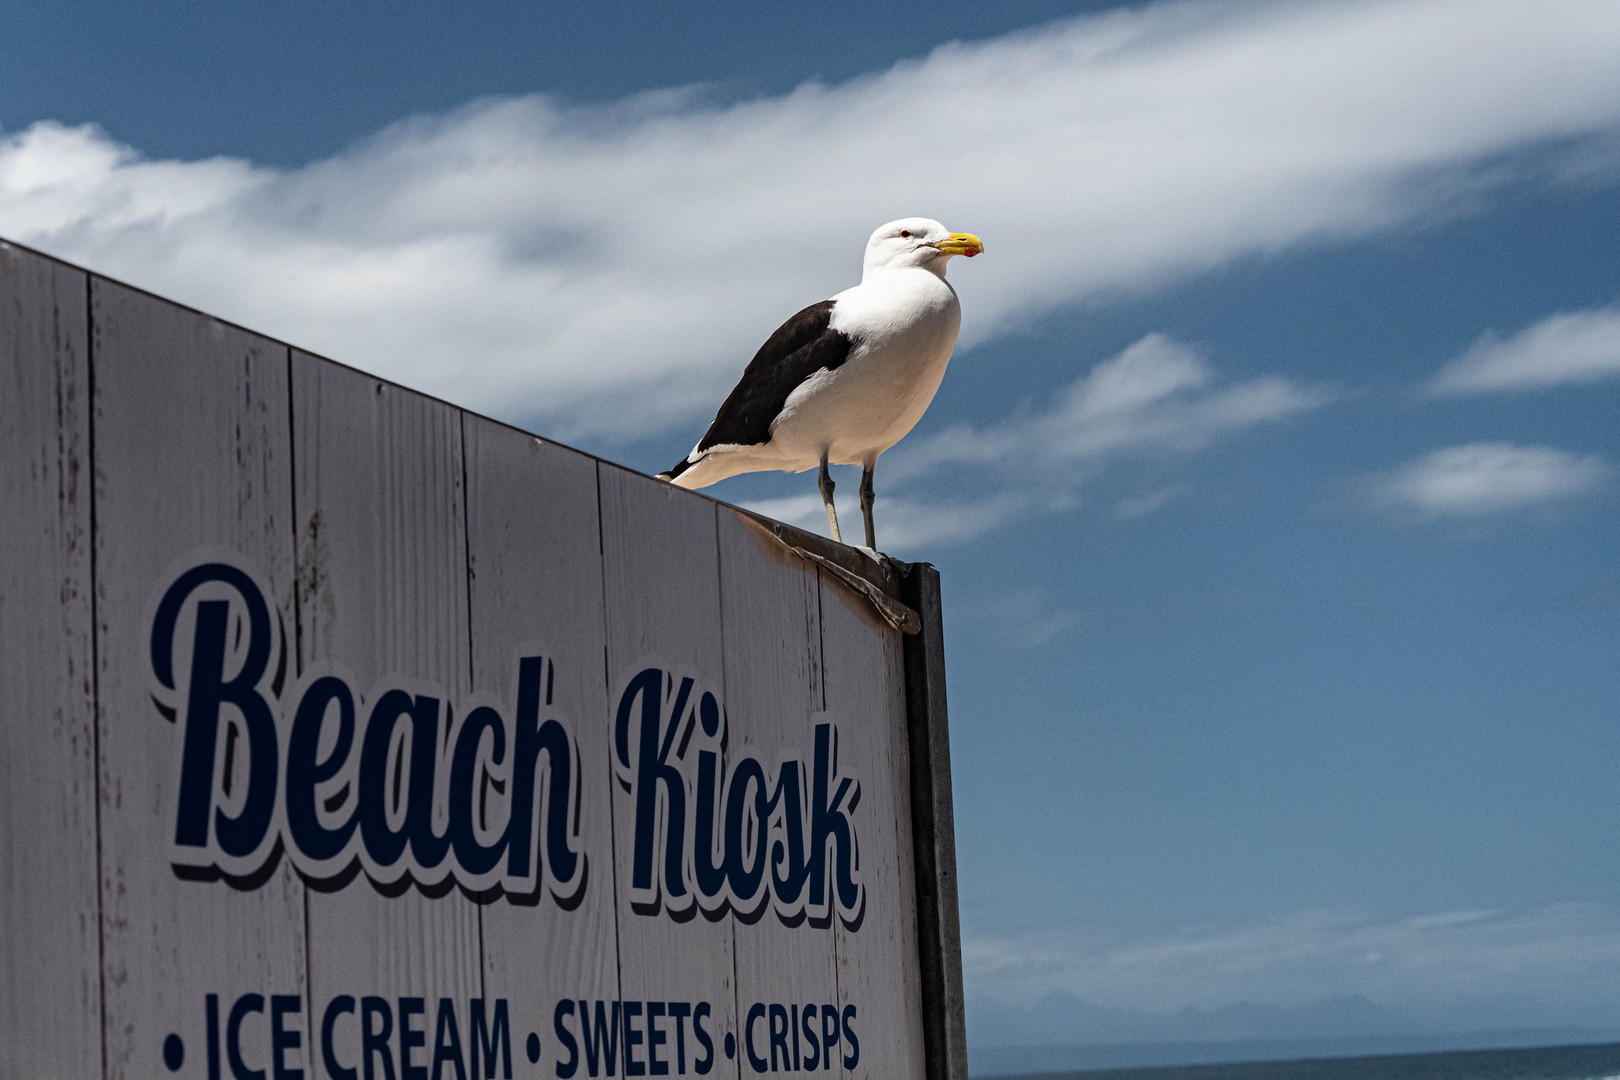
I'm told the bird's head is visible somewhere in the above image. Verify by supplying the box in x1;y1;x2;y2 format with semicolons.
864;217;984;275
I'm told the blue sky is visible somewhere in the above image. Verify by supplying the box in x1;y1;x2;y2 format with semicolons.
5;0;1620;1057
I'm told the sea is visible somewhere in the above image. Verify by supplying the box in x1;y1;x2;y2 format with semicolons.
991;1042;1620;1080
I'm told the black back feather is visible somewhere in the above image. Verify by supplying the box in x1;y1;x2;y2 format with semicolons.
664;299;855;479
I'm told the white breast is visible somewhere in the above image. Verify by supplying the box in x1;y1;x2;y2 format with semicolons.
769;268;961;469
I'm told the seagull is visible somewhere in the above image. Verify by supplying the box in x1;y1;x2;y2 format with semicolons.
658;217;982;550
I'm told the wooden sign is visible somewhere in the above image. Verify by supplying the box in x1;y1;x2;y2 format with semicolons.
0;239;967;1080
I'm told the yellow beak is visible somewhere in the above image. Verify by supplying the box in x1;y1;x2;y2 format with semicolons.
931;232;984;257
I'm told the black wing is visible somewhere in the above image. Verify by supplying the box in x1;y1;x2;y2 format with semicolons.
665;300;855;479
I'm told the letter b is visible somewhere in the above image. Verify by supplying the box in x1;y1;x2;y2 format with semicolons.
152;563;281;860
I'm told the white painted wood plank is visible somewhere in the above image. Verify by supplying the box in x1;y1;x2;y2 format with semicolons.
0;244;100;1079
599;464;739;1080
290;354;483;1075
716;511;841;1080
819;575;925;1080
90;279;308;1080
463;419;621;1075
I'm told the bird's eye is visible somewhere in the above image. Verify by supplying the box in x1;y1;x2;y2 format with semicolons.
899;230;912;238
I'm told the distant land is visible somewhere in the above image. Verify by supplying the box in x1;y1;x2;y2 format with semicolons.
968;1030;1620;1077
967;990;1620;1074
967;992;1620;1046
974;1040;1620;1080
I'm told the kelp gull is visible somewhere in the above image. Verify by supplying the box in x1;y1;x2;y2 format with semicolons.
658;217;983;550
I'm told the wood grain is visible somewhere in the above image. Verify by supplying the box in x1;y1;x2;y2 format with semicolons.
821;570;926;1080
91;279;307;1080
0;243;100;1079
290;352;483;1074
464;418;622;1072
716;511;840;1079
599;463;740;1079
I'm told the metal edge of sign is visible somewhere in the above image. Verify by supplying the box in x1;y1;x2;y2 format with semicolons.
897;562;969;1080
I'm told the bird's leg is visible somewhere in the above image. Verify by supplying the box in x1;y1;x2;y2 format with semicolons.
818;453;842;543
860;461;877;550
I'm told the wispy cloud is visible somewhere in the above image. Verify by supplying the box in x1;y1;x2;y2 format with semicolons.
956;589;1080;647
1116;486;1186;520
1356;442;1613;520
965;903;1620;1014
4;0;1620;439
897;334;1329;477
1428;305;1620;395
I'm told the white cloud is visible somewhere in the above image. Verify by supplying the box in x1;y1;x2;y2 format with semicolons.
965;903;1620;1013
1358;442;1613;520
899;334;1328;474
1047;333;1329;457
956;589;1080;647
1429;305;1620;395
1116;486;1186;519
4;0;1620;439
